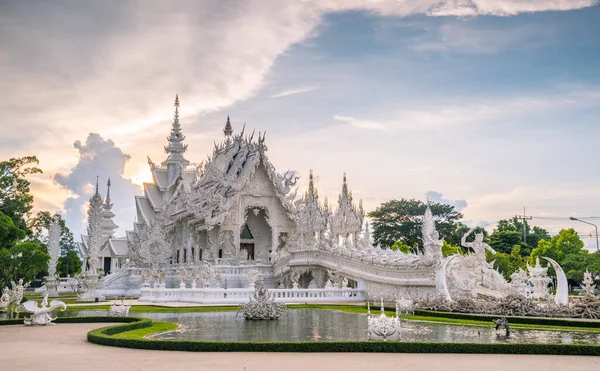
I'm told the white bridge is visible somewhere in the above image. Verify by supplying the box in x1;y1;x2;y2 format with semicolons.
139;286;365;304
102;249;438;304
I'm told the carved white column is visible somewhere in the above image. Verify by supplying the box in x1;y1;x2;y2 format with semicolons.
45;214;61;297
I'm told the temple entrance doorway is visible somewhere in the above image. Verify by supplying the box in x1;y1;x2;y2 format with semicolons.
103;257;111;275
240;243;255;260
240;208;272;263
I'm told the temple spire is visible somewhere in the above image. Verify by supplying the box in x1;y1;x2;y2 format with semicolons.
105;177;112;210
162;95;189;168
94;176;99;196
224;115;233;137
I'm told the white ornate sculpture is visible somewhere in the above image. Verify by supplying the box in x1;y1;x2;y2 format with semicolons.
0;288;10;311
178;265;190;288
21;294;66;326
131;215;172;269
45;213;61;297
1;279;30;318
238;282;287;320
543;257;569;306
509;268;529;297
582;270;596;297
435;255;454;301
109;299;131;317
290;270;300;289
461;228;496;259
395;296;414;315
86;179;105;274
367;299;401;341
77;180;106;302
421;206;443;266
199;261;214;288
527;256;551;299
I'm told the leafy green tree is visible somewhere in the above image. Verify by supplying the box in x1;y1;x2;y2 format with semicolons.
0;211;26;249
57;251;82;277
29;211;78;255
368;199;463;249
487;230;524;254
0;240;49;289
442;240;463;257
0;156;42;231
586;253;600;285
529;229;589;284
486;246;525;280
390;240;413;253
487;218;550;257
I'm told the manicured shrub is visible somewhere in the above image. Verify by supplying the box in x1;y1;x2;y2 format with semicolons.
413;310;600;329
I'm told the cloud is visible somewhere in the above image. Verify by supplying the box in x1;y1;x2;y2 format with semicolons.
332;86;600;132
54;133;142;237
333;115;386;130
421;0;598;16
0;0;596;239
413;22;552;54
426;190;468;212
271;86;318;98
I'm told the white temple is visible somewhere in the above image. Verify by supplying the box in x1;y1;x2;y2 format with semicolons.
77;96;569;304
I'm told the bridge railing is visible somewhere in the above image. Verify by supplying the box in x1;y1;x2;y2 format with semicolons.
139;286;365;304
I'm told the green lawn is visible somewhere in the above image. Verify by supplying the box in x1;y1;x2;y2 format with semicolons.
111;321;179;339
399;315;600;332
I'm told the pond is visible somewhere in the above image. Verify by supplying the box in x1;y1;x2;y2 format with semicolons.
64;309;600;344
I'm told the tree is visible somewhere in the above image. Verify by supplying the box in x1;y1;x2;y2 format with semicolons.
0;240;49;289
529;228;588;284
0;156;42;231
0;210;25;249
57;251;82;277
487;231;523;254
29;211;78;255
442;240;463;257
487;218;550;257
368;199;463;249
390;240;413;253
489;245;526;280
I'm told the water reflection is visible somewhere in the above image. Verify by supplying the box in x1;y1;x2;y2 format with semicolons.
62;309;600;344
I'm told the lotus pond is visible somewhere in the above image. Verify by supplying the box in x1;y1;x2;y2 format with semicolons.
63;308;600;344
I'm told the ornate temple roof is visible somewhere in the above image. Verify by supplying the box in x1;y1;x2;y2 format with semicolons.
169;122;298;229
124;96;363;240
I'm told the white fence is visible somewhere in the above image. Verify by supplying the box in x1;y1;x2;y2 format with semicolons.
139;286;365;304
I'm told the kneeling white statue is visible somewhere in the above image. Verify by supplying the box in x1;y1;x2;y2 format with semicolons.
20;294;66;326
109;299;131;317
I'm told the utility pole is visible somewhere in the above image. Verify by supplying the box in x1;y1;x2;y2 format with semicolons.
514;207;532;244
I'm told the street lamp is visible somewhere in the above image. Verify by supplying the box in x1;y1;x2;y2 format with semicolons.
570;217;599;252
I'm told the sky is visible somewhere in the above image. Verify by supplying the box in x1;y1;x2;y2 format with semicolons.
1;0;600;250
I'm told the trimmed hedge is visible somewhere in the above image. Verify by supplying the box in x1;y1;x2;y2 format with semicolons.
413;310;600;329
88;331;600;355
4;312;600;355
86;318;600;356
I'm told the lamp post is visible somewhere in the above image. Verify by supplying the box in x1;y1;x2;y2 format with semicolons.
570;217;599;252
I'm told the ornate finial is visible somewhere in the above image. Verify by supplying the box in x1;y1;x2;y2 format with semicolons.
95;176;99;196
163;95;189;166
224;115;233;137
105;177;112;209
